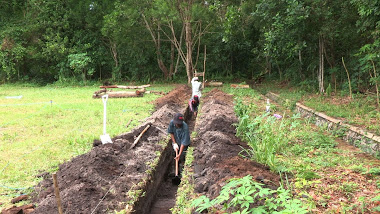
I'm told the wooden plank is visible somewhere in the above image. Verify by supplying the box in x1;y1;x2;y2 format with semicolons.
93;90;144;98
194;72;204;77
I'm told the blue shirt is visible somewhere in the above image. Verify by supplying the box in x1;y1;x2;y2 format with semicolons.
167;120;190;147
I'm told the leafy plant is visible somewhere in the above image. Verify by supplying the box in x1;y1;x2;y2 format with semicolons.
191;175;308;213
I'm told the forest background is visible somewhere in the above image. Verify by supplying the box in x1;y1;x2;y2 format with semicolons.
0;0;379;98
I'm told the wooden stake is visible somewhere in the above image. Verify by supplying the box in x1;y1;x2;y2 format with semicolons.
203;45;206;88
125;119;133;129
130;125;151;149
52;173;63;214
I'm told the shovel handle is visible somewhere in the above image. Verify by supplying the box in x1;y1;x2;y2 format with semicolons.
175;150;179;176
102;94;108;104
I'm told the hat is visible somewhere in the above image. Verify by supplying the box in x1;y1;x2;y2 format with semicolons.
193;95;199;102
173;113;184;125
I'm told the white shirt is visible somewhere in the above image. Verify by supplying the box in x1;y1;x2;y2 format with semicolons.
191;77;202;98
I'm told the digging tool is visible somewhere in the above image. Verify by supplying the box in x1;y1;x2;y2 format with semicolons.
172;149;181;185
100;94;112;144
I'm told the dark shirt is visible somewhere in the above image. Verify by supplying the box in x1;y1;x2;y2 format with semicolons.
167;120;190;147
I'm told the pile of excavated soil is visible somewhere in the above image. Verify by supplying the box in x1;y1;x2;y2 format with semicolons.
192;88;280;198
24;85;192;214
154;85;191;109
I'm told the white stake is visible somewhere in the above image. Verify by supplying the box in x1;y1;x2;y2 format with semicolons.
100;94;112;144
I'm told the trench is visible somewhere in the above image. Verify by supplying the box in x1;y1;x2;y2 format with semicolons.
149;107;195;214
132;106;196;214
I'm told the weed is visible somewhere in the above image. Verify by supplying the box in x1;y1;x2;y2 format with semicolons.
191;175;309;213
368;167;380;175
340;182;359;195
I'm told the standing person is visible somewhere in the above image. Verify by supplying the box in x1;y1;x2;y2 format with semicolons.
191;76;202;98
188;95;199;118
168;113;190;166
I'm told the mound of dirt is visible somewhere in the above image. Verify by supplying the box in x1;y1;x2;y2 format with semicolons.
154;85;191;109
28;86;190;214
192;89;280;198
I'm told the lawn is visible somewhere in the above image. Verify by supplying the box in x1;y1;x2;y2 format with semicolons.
0;84;173;208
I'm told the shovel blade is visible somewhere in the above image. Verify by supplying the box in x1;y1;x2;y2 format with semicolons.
100;134;113;144
172;176;181;185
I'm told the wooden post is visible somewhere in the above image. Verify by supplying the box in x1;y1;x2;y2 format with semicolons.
203;45;206;88
52;173;64;214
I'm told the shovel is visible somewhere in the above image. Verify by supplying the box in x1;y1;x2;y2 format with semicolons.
100;94;112;144
172;150;181;185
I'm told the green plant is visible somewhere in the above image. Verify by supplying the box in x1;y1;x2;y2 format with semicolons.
368;168;380;176
191;175;308;213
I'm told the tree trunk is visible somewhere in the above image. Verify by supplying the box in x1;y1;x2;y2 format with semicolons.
185;16;193;84
298;49;303;79
370;60;380;108
266;55;271;76
141;14;170;80
318;35;325;94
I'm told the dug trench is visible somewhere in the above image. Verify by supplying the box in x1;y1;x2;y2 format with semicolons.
2;85;281;214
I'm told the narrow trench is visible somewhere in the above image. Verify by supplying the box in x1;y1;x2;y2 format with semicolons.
148;107;195;214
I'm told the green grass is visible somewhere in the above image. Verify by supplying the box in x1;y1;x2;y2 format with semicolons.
255;82;380;135
0;84;173;208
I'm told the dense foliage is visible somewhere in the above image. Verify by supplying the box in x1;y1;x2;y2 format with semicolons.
0;0;379;93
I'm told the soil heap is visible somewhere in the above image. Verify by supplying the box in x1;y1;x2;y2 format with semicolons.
192;88;280;198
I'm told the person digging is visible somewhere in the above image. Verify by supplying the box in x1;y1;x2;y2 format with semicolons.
188;95;200;119
167;113;190;185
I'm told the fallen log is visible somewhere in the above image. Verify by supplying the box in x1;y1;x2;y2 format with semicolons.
205;82;223;87
93;89;107;97
93;89;145;98
230;84;250;88
100;84;150;89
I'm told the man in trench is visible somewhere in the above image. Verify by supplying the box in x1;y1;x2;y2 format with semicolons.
168;113;190;176
188;95;200;118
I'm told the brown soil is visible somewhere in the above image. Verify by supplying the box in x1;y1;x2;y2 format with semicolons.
154;85;191;109
192;88;280;198
24;85;191;214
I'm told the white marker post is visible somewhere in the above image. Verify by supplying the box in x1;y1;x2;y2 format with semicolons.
100;94;112;144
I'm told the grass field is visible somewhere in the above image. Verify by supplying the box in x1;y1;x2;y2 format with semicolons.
0;84;173;207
